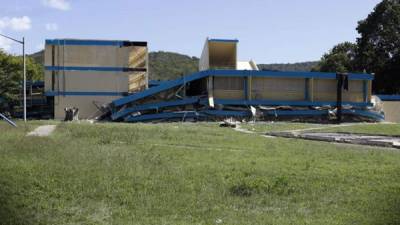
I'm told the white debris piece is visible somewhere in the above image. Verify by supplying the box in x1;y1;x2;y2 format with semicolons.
27;125;56;137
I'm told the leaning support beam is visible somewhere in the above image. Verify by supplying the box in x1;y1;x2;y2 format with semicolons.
0;113;17;127
112;71;209;107
125;111;200;122
111;97;201;120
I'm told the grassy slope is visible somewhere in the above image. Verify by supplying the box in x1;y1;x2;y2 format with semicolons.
1;121;400;225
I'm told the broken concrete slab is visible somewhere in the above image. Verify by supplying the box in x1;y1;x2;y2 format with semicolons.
268;132;400;149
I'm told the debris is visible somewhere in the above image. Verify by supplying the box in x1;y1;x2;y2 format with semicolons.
220;118;238;128
27;125;56;137
268;131;400;149
64;107;79;121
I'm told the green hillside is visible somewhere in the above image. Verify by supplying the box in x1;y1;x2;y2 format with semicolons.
258;61;319;72
149;51;199;80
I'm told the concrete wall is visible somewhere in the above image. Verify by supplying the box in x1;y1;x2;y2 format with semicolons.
313;79;365;102
382;101;400;122
54;95;119;119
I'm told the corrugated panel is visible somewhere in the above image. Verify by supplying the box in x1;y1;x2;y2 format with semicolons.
251;77;305;101
213;90;245;100
214;77;244;90
382;101;400;122
313;79;364;102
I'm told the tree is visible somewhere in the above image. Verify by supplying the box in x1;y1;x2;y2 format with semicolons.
312;42;358;73
356;0;400;93
0;50;43;112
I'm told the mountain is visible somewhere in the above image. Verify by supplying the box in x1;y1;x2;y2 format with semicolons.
258;61;319;72
29;50;319;80
30;50;44;65
149;51;199;80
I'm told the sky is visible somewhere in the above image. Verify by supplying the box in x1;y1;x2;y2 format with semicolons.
0;0;382;63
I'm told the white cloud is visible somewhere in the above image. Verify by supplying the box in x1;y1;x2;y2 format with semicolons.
45;23;58;31
42;0;71;11
0;16;32;31
0;35;13;51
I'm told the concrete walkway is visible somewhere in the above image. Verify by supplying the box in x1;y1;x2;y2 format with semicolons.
233;123;400;149
27;125;57;137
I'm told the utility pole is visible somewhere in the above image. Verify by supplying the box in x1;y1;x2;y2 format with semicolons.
23;37;26;122
0;34;27;122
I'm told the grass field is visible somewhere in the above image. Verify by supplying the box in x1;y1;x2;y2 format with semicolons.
242;122;400;136
1;121;400;225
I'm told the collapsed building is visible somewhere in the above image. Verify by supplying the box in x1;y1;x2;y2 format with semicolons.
44;38;383;122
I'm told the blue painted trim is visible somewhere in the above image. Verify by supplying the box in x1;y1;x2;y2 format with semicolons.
377;95;400;101
45;39;147;47
45;66;143;72
125;111;200;122
208;39;239;43
111;97;200;120
45;91;126;96
212;99;372;107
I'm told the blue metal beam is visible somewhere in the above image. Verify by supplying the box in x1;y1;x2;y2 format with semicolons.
263;110;328;116
45;39;147;47
111;97;200;120
201;109;251;117
112;71;209;107
125;111;200;122
377;95;400;101
45;66;145;72
0;113;17;127
208;39;239;43
45;91;126;96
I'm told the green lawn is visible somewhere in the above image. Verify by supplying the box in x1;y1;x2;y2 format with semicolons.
1;121;400;224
